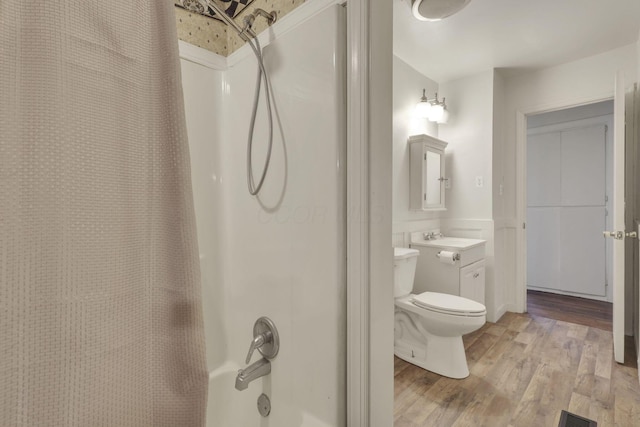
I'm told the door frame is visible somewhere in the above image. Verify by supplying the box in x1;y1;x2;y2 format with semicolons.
524;116;613;302
515;96;614;313
346;0;393;426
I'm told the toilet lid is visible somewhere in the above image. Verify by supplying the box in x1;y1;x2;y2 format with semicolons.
411;292;486;316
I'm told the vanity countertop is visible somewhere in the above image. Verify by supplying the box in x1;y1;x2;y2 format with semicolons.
410;237;486;250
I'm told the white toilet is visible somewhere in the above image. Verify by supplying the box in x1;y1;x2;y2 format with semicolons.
393;247;486;379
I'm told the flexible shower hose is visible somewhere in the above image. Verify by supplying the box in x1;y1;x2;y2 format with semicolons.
246;36;274;196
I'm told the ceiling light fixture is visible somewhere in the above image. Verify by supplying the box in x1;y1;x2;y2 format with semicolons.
410;0;472;22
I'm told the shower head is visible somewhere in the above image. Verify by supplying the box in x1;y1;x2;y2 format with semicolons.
177;0;276;43
181;0;207;14
409;0;472;21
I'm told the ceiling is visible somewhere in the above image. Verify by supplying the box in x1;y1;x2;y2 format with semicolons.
393;0;640;83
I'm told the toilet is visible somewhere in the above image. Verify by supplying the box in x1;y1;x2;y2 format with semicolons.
393;247;486;379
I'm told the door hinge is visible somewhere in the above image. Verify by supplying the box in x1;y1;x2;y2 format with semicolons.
523;222;526;230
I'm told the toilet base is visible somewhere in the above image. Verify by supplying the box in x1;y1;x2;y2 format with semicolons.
394;334;470;379
394;309;471;379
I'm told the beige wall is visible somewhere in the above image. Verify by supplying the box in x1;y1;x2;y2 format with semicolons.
174;0;307;56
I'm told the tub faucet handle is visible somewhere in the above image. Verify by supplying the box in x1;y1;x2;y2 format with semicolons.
245;332;269;364
244;317;280;364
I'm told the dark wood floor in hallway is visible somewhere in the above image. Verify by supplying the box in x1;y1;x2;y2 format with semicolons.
527;290;613;330
394;309;640;426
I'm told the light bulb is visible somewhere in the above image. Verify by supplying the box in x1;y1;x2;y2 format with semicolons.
415;100;432;118
428;103;444;122
437;108;449;124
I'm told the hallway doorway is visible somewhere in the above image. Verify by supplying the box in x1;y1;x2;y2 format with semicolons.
526;101;614;303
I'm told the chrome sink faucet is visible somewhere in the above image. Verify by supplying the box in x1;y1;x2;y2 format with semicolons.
423;231;443;240
235;317;280;391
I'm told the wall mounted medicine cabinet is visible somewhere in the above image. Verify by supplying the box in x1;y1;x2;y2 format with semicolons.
409;134;448;211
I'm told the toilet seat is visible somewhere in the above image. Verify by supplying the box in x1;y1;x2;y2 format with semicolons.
411;292;486;317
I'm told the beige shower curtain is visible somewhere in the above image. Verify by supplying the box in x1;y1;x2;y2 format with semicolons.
0;1;208;426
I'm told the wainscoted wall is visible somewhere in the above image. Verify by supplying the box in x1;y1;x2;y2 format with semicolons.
439;218;505;322
493;220;518;320
174;0;307;56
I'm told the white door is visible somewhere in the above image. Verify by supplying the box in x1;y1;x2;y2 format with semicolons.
608;70;626;363
527;124;607;298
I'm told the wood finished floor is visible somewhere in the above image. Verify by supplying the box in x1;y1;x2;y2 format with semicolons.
527;290;613;331
394;310;640;426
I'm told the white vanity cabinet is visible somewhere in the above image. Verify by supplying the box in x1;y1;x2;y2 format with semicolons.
409;134;448;211
460;260;485;304
410;235;486;305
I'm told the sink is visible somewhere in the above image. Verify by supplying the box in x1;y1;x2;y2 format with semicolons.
413;237;486;250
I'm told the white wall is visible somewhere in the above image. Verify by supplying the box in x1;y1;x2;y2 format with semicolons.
392;55;441;244
637;31;640;83
182;6;347;426
505;43;637;218
439;70;494;221
503;43;638;313
438;70;500;321
492;70;512;321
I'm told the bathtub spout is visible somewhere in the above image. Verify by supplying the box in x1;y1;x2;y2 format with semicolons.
235;357;271;391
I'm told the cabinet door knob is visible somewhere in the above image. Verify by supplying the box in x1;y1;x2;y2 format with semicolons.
473;272;480;278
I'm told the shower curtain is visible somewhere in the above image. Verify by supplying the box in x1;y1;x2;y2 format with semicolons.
0;1;208;426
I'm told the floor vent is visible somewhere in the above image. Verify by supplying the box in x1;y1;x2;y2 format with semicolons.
558;410;597;427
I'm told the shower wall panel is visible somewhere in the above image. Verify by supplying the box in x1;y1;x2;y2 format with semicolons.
182;5;346;427
180;59;228;370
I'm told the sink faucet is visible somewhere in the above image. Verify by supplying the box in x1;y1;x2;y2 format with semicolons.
235;357;271;391
423;231;443;240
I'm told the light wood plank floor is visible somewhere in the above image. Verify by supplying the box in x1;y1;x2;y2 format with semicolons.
394;312;640;426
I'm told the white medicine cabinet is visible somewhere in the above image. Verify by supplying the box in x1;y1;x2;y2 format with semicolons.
409;134;448;211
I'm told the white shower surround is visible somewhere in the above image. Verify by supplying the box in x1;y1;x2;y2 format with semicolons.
180;5;347;426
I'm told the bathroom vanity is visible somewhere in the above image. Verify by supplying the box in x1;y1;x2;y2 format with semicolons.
410;234;486;304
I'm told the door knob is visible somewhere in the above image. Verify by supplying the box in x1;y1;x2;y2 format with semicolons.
603;230;637;240
603;231;624;240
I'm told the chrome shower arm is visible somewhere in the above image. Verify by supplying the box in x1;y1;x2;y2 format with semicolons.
200;1;277;42
201;0;253;42
252;9;277;25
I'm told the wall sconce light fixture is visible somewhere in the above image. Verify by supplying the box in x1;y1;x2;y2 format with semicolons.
415;89;449;124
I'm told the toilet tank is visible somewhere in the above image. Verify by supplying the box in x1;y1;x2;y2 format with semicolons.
393;248;419;298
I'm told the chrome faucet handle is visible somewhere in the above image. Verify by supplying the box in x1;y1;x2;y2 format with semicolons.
244;317;279;364
245;331;269;364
